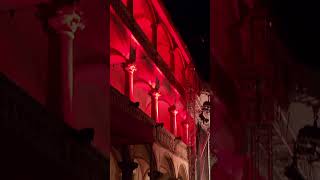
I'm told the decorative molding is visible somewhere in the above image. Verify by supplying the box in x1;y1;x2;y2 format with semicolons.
36;1;84;38
48;5;85;39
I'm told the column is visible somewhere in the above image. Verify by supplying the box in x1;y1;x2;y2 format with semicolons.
148;170;163;180
118;161;138;180
42;4;84;126
123;63;137;101
168;105;178;136
182;121;190;144
150;88;161;123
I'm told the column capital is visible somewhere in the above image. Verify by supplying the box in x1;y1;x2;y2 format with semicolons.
168;105;178;115
48;6;84;39
37;2;84;39
123;63;137;74
150;89;161;99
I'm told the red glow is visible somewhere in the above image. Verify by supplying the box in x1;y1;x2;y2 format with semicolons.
131;34;139;46
110;0;198;146
169;105;178;136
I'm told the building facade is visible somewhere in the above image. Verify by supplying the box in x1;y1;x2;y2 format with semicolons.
0;0;108;179
109;0;211;179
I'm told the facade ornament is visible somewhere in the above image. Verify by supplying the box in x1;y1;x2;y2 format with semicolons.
123;62;137;101
149;78;161;122
48;6;84;39
169;105;178;136
36;1;84;125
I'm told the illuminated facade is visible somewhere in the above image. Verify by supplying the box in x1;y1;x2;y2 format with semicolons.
109;0;211;179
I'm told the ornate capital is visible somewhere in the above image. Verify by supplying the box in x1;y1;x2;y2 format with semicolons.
48;6;84;39
37;2;84;39
123;63;137;74
169;105;178;115
150;89;161;99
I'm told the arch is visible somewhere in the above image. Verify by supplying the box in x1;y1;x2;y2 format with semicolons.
157;23;175;67
133;0;157;42
110;148;122;180
110;47;128;65
131;144;154;180
173;48;187;83
133;0;157;23
159;154;176;179
134;78;152;90
110;12;130;57
177;165;188;180
157;23;174;49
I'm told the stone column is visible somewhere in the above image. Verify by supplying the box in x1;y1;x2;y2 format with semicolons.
182;121;190;144
169;105;178;136
148;170;163;180
123;63;136;101
46;5;84;125
118;161;138;180
150;88;161;123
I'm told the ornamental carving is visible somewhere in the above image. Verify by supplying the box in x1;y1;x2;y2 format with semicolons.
36;2;84;38
48;6;84;38
154;126;188;160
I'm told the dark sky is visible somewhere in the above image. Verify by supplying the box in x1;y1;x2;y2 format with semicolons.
270;0;320;70
162;0;210;82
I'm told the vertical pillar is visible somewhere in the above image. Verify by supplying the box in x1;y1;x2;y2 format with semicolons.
118;161;138;180
40;4;84;126
182;121;190;144
148;170;163;180
150;88;161;123
123;63;137;101
168;105;178;136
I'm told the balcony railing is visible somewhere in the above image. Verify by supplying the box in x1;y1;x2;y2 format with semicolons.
154;126;188;160
110;86;155;126
111;86;188;160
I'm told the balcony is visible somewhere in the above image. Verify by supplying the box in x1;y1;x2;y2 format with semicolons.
111;86;188;159
155;126;188;160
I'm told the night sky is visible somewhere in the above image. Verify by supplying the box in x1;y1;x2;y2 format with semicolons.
162;0;210;82
270;0;320;70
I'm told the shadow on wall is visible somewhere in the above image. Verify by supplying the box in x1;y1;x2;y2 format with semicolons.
73;64;109;157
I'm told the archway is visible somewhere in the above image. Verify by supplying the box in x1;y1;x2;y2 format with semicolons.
131;145;152;180
177;165;188;180
159;155;176;179
110;149;122;180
